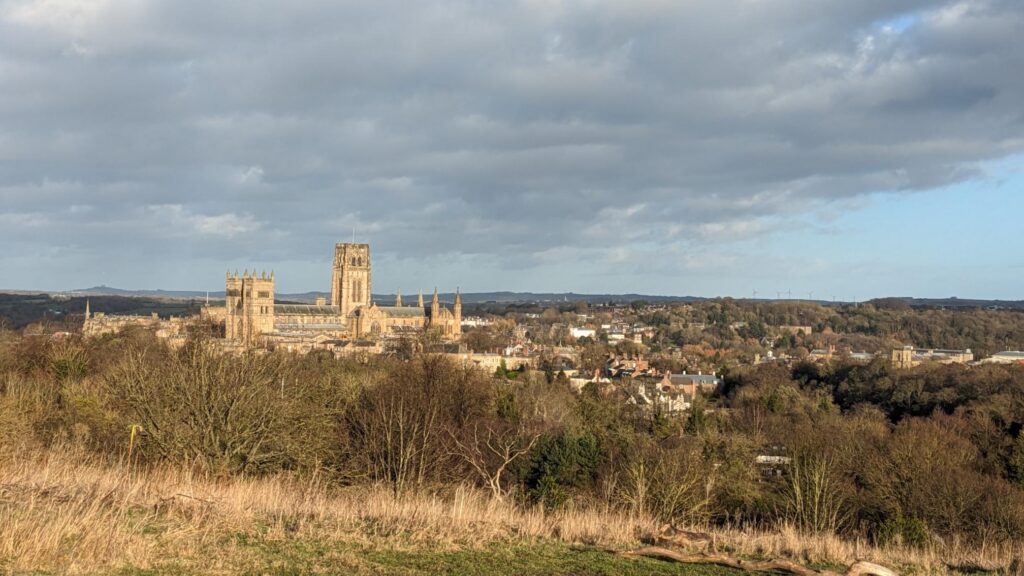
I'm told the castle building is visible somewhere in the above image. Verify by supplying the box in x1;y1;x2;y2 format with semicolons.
210;242;461;348
82;299;189;347
890;345;974;369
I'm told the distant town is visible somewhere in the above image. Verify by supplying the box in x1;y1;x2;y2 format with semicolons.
0;241;1017;420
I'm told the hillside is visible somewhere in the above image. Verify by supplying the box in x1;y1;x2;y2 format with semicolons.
0;293;202;330
65;286;704;304
0;451;973;575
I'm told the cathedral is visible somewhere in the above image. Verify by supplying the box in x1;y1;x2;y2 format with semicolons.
206;242;461;347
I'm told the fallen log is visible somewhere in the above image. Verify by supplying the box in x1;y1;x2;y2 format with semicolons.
652;524;715;551
845;560;899;576
619;546;897;576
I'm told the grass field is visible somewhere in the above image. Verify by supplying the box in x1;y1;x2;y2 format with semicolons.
0;448;1013;575
99;539;739;576
0;448;728;576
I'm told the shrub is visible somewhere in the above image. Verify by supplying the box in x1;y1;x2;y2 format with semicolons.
524;431;602;508
342;355;492;494
105;341;338;474
875;516;930;549
48;341;89;383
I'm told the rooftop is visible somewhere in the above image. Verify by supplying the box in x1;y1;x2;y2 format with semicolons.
376;306;425;318
275;304;340;315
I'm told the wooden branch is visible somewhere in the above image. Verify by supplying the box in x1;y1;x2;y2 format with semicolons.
844;561;898;576
619;547;897;576
652;525;714;551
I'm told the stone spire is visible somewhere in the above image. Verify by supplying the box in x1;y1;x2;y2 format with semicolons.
418;289;424;308
84;299;90;320
454;288;462;322
395;288;402;307
431;287;440;319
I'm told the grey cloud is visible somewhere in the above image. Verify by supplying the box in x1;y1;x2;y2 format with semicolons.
0;0;1022;290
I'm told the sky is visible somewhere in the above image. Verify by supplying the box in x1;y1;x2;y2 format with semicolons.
1;0;1022;299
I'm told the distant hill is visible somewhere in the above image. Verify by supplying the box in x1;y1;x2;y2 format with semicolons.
69;286;218;299
8;286;1021;310
868;296;1024;310
65;286;704;305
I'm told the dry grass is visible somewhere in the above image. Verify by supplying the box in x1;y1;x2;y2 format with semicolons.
0;447;1017;574
0;448;656;574
709;524;1024;574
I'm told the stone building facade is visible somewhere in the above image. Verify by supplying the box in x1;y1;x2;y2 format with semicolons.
82;300;189;348
890;345;974;369
209;242;461;348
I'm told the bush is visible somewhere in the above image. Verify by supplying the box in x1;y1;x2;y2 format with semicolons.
105;341;339;474
616;437;713;525
48;341;89;383
875;516;930;549
342;355;492;493
524;431;602;508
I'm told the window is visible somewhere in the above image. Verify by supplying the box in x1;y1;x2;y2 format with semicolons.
258;291;270;298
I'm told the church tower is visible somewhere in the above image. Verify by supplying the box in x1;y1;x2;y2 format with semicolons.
331;243;371;317
225;269;275;344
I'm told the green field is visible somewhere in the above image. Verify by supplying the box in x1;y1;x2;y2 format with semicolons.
101;539;739;576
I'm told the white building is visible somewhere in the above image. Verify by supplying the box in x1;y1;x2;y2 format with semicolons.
571;327;596;339
984;351;1024;365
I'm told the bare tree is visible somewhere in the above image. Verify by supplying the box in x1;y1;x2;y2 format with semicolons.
344;355;491;496
353;393;440;497
450;421;540;501
785;450;848;534
619;442;714;525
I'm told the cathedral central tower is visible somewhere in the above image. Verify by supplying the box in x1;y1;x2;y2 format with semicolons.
331;243;371;317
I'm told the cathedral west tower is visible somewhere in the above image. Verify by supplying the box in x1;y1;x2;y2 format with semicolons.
331;243;371;317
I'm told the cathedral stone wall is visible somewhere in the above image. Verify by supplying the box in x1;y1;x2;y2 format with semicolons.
208;242;462;350
86;241;462;354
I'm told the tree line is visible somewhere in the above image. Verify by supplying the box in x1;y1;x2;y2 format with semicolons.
3;327;1024;550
